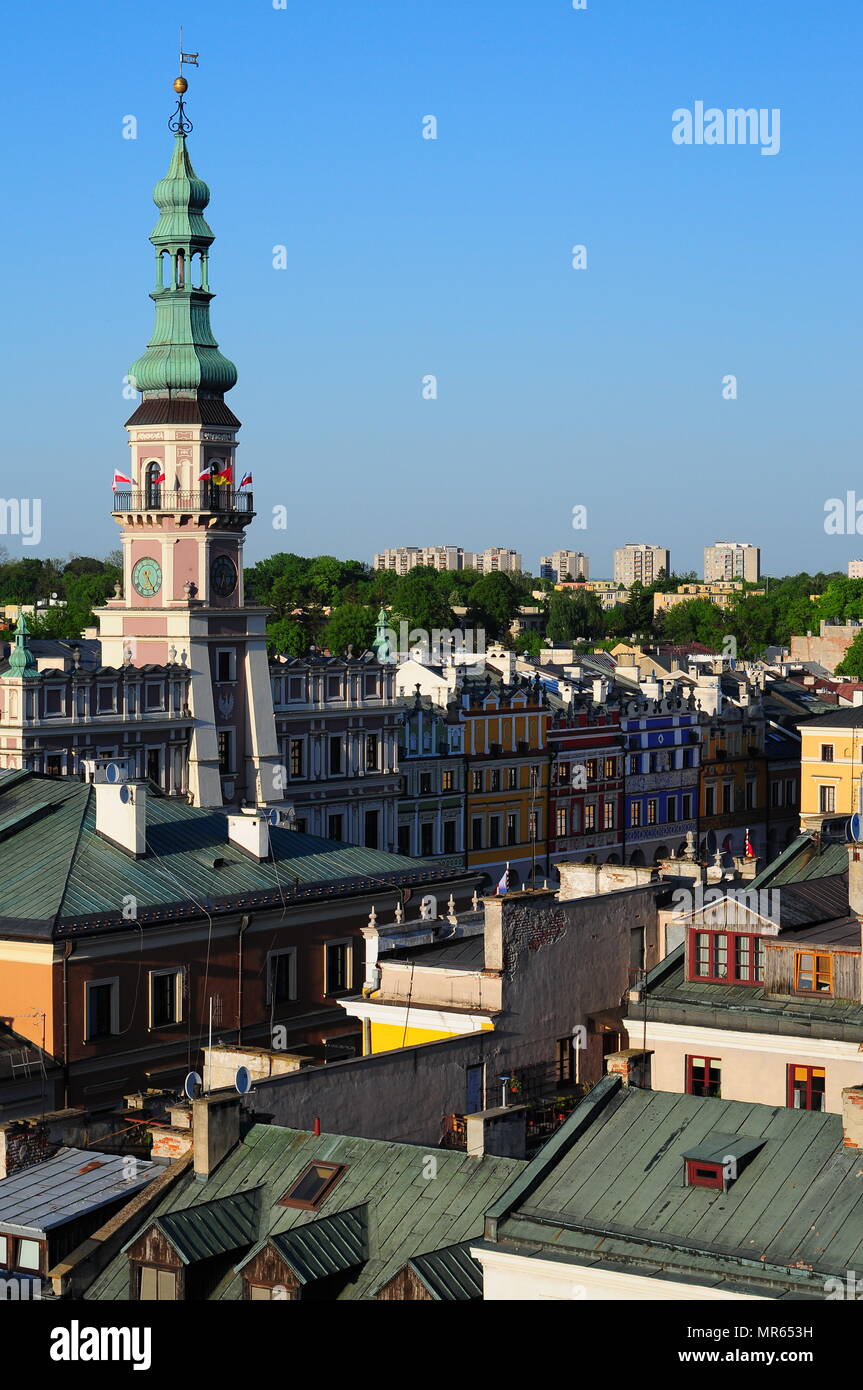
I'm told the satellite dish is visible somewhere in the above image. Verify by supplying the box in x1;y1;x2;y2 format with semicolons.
850;813;862;842
184;1070;202;1100
105;761;123;784
235;1066;252;1095
267;808;280;826
119;784;131;804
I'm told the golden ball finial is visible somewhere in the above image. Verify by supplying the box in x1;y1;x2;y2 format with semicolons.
173;75;188;94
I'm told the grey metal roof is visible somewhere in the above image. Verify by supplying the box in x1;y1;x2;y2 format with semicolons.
408;1240;482;1300
155;1188;261;1264
682;1132;764;1165
388;933;485;970
0;1148;157;1238
267;1204;368;1283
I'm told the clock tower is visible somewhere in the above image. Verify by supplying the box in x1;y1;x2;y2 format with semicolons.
97;74;283;808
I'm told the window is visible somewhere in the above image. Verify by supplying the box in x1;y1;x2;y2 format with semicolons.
45;755;62;776
471;771;482;793
364;809;379;848
471;818;483;850
584;804;596;832
771;780;782;808
556;808;568;837
820;785;836;814
442;769;454;792
329;736;342;775
685;1159;724;1190
689;929;764;985
45;687;63;716
528;810;539;840
419;772;432;795
556;1037;574;1084
267;949;297;1006
365;734;378;771
279;1161;346;1210
604;757;616;779
788;1065;826;1111
290;738;304;778
647;798;658;825
507;767;518;790
97;685;116;714
722;783;733;814
785;778;796;805
628;755;639;775
150;969;183;1028
506;812;518;845
325;940;351;995
218;730;233;774
139;1267;177;1301
288;677;304;701
15;1239;41;1273
443;821;456;854
398;825;411;856
794;951;833;994
821;744;834;762
681;793;692;820
746;779;756;810
604;802;614;829
420;823;434;857
85;978;118;1041
364;674;379;697
557;762;570;785
326;677;341;700
216;649;235;683
489;769;501;792
489;816;500;848
630;801;641;827
686;1055;721;1098
327;814;343;841
585;760;597;780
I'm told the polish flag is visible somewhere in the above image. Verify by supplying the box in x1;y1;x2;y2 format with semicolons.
198;466;212;482
496;862;510;895
151;469;166;484
112;471;132;491
239;472;252;487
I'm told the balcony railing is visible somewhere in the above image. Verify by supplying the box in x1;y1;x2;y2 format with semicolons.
112;487;254;515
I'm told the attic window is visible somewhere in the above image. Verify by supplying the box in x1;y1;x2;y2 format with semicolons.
279;1162;346;1210
686;1160;724;1190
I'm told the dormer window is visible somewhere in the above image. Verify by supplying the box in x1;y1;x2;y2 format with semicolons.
685;1159;724;1190
794;951;833;995
688;930;764;985
683;1133;764;1191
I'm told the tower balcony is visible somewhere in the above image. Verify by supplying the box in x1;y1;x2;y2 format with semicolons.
111;486;253;517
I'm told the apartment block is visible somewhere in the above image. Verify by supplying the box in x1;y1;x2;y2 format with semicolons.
539;551;589;583
613;544;670;587
703;541;760;583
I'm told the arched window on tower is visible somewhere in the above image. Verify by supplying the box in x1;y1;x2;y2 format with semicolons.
176;250;185;290
146;461;162;509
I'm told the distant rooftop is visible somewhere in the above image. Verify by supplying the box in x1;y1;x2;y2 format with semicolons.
0;1148;157;1239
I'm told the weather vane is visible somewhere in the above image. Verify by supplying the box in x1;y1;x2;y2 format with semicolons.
169;27;199;133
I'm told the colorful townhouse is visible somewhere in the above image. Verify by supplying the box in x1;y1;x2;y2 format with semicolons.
546;698;624;868
620;686;701;866
395;691;466;868
459;673;552;890
697;695;768;863
798;706;863;833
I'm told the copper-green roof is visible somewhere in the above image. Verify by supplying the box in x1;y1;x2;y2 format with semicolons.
0;771;476;940
85;1123;524;1301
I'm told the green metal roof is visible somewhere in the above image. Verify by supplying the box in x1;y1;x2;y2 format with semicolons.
408;1241;482;1300
85;1123;523;1302
265;1205;368;1284
154;1188;261;1264
681;1132;764;1166
0;771;475;939
484;1075;863;1297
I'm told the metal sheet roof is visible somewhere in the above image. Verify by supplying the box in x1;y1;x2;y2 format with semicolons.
408;1241;482;1300
85;1124;523;1302
155;1188;261;1264
0;1148;157;1238
268;1205;367;1284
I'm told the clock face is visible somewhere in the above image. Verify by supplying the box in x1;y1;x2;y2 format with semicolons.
211;554;238;598
131;557;162;597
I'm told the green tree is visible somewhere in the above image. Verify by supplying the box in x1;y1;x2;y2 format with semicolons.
836;631;863;679
266;617;311;657
467;573;519;639
392;567;454;633
322;603;376;655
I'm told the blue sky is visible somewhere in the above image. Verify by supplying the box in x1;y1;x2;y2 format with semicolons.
2;0;860;576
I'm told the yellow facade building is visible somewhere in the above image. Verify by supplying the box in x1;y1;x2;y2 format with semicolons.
800;708;863;831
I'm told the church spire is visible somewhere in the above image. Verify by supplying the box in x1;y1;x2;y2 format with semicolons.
126;68;238;423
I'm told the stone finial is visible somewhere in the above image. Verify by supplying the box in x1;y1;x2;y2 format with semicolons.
471;890;479;911
368;905;377;929
394;900;403;924
447;893;456;923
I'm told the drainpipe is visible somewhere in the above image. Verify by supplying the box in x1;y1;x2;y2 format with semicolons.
236;914;251;1045
61;940;75;1109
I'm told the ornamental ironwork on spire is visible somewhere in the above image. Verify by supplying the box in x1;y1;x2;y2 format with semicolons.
126;67;238;416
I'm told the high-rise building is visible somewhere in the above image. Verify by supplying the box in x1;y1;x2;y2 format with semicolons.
703;541;760;583
848;560;863;579
373;546;471;574
473;547;522;574
539;550;589;582
613;544;670;587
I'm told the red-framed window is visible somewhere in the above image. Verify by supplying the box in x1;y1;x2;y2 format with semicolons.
688;930;764;985
685;1159;724;1189
686;1055;721;1098
787;1065;826;1111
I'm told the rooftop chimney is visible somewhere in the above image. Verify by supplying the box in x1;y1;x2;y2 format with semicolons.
192;1092;243;1180
227;813;269;861
95;778;147;856
842;1086;863;1149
